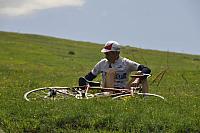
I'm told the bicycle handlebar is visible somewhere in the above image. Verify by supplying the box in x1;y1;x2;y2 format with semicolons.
130;74;151;78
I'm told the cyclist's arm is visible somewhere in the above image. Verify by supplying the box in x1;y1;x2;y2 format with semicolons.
78;72;97;86
125;58;151;74
85;72;97;81
79;60;103;86
137;65;151;74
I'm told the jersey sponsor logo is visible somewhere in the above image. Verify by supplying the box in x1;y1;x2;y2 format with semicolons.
102;71;127;80
117;65;123;68
115;72;127;80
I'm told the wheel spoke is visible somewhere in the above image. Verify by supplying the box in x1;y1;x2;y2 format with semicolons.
24;87;72;101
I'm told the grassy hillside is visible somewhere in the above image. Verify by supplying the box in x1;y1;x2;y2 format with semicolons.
0;31;199;132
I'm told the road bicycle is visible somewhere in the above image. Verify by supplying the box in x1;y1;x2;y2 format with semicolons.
24;74;165;101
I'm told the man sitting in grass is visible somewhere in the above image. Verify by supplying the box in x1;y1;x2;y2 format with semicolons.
79;41;151;93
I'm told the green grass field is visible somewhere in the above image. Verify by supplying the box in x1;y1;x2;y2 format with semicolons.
0;31;199;132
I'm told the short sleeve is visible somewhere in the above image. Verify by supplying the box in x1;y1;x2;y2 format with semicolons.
91;59;104;76
124;58;140;72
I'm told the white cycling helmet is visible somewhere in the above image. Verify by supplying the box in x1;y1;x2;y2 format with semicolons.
101;41;121;53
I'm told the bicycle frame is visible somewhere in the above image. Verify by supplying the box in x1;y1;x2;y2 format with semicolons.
24;74;165;101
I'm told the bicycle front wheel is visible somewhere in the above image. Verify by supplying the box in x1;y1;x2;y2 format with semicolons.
24;87;73;101
112;92;165;100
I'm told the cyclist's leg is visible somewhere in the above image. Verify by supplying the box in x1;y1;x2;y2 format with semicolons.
127;77;140;89
126;76;137;89
127;71;142;89
141;78;149;93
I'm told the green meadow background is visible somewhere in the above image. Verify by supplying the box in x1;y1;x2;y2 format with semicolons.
0;31;199;132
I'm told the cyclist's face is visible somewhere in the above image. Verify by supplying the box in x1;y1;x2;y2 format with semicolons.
104;51;119;63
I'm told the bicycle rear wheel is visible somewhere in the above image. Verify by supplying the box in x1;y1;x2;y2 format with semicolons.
24;87;73;101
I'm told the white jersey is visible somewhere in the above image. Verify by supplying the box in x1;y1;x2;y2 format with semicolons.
91;57;140;88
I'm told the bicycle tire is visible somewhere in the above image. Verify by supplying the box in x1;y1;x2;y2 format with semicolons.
112;92;165;100
94;92;112;97
24;87;73;101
